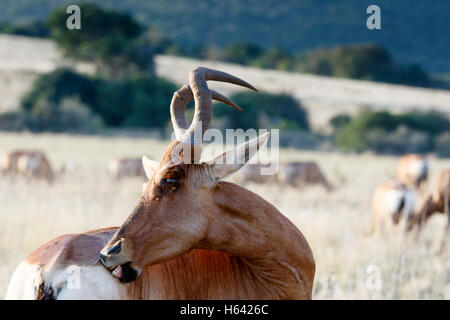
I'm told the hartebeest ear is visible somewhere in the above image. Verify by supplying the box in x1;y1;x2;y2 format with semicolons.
207;132;270;180
142;156;160;180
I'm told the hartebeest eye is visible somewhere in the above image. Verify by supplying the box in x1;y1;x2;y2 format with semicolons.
160;178;179;186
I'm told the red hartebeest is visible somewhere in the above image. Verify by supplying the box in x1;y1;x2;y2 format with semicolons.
409;169;450;251
233;162;333;192
1;150;53;182
368;181;414;235
6;68;315;300
396;154;428;191
108;158;147;179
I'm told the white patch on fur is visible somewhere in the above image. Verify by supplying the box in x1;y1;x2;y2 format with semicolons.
52;265;127;300
410;159;427;180
383;190;405;215
5;262;127;300
5;262;40;300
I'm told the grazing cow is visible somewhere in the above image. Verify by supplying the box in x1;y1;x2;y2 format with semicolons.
1;150;53;182
108;158;147;179
278;162;333;191
396;154;428;191
368;181;414;235
7;68;315;300
409;169;450;251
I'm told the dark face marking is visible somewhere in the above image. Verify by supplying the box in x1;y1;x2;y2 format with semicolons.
118;262;139;283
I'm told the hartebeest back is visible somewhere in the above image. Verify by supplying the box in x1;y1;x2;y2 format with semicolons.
7;67;315;300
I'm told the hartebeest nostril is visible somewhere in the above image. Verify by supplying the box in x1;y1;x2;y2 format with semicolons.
99;252;107;265
107;241;122;255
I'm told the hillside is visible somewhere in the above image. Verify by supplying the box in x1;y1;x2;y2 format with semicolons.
1;34;449;130
0;0;449;73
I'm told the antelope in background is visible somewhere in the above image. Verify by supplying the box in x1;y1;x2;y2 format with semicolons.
233;162;333;191
409;169;450;252
1;150;54;182
396;154;428;192
108;158;147;179
7;68;315;300
368;181;414;235
278;161;333;191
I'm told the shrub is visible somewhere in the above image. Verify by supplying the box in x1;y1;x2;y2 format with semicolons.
329;113;352;131
21;68;99;112
435;133;450;158
21;68;177;130
223;43;264;65
214;91;309;131
25;97;103;133
365;126;432;155
47;3;152;78
336;109;449;153
0;112;26;131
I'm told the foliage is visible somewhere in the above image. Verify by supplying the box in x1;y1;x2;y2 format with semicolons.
435;133;450;158
2;0;448;73
20;68;177;131
46;3;152;78
214;91;309;131
336;110;450;153
0;20;49;37
25;97;103;132
329;113;352;131
365;126;432;155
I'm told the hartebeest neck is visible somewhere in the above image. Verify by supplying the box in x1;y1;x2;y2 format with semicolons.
195;181;315;299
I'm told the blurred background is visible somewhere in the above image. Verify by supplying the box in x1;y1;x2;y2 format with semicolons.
0;1;449;299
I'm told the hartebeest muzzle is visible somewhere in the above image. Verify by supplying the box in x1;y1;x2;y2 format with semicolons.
99;239;139;283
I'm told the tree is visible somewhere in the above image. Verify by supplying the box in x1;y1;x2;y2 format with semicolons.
47;3;152;78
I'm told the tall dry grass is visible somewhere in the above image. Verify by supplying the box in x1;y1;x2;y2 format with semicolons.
0;132;448;299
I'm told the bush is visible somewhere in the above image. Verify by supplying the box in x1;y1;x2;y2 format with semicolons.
0;21;50;38
21;68;99;112
0;112;26;131
47;3;152;78
95;76;176;127
365;126;432;155
435;133;450;158
336;109;450;153
214;91;309;131
223;43;264;65
329;113;352;131
25;97;103;133
21;68;177;130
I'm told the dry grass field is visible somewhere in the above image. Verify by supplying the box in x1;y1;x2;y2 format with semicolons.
0;132;448;299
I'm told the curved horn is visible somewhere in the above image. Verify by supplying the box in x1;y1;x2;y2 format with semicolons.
170;68;255;140
184;67;256;145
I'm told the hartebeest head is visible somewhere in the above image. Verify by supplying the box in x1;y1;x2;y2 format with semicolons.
100;68;270;282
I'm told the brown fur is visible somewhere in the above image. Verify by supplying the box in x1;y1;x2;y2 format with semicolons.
101;141;315;299
108;158;146;179
1;150;53;182
278;162;333;191
396;154;428;190
412;170;450;250
368;181;413;234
